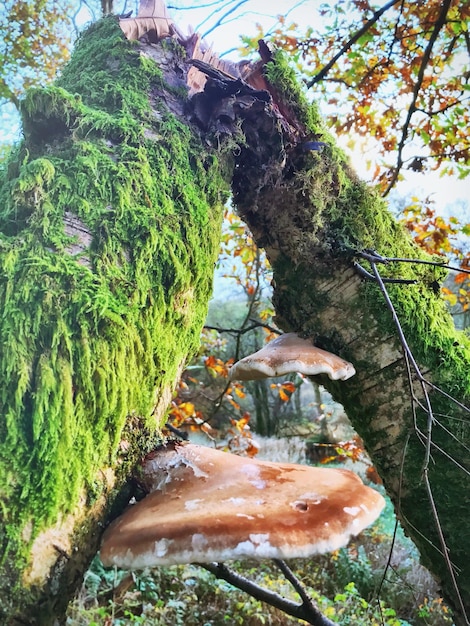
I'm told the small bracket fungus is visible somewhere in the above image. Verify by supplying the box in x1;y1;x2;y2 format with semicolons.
229;333;355;381
100;443;384;569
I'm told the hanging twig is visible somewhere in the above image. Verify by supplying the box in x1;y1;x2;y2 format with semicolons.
357;250;470;275
361;252;469;623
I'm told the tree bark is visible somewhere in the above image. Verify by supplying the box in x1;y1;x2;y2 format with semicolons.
1;9;469;626
229;53;470;624
0;17;231;625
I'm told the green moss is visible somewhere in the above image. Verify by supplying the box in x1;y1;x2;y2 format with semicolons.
259;49;470;611
0;14;230;579
265;49;324;131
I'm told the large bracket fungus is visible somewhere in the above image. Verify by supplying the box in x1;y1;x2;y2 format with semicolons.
229;333;356;382
100;442;384;569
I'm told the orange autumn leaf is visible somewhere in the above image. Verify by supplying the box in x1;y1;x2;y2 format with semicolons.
232;413;251;432
271;381;296;402
320;454;339;465
233;385;247;399
227;397;241;411
244;440;260;457
366;466;383;485
281;381;296;394
455;272;468;285
204;355;230;377
178;402;195;416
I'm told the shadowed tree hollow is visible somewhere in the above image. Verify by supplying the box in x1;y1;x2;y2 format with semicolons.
0;9;468;626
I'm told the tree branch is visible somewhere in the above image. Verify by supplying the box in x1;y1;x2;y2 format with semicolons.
383;0;454;195
198;0;249;38
307;0;401;88
386;0;406;62
199;562;336;626
204;321;281;335
273;559;322;613
168;0;228;10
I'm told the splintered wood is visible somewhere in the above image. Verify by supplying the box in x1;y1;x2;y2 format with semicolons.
118;0;265;96
119;0;175;43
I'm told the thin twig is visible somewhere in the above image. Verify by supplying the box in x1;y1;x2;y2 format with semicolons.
199;0;249;38
377;430;411;605
164;422;189;440
273;558;329;621
369;258;469;622
357;250;470;275
386;0;406;61
168;0;228;10
354;261;417;284
204;321;281;336
381;256;470;275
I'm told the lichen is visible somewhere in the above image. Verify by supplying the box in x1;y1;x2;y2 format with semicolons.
0;15;230;605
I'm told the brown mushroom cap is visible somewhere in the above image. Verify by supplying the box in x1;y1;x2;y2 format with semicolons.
229;333;355;381
100;443;384;569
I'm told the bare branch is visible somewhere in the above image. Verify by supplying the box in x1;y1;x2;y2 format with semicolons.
197;0;249;38
168;0;228;11
386;0;406;61
307;0;401;88
383;0;454;195
204;321;281;335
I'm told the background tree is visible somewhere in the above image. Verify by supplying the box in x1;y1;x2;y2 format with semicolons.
0;1;71;109
239;0;470;186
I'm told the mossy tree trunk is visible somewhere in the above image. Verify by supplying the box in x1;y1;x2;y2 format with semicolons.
229;52;470;625
1;13;469;626
0;19;232;625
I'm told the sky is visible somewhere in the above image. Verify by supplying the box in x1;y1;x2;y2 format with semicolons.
167;0;311;55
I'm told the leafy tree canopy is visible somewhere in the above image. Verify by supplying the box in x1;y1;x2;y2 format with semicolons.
240;0;469;192
2;0;469;192
0;0;72;108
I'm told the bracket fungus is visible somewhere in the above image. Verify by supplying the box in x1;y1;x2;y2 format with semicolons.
100;442;384;569
229;333;356;381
